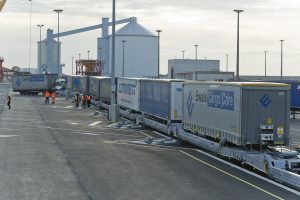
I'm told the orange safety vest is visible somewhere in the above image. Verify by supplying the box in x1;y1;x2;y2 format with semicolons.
44;91;50;97
81;96;85;101
87;95;91;101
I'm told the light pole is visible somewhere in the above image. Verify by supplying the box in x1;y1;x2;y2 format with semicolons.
234;9;244;80
122;40;126;77
156;29;162;78
194;44;198;60
29;0;33;73
226;53;229;72
280;40;284;80
37;24;44;74
264;51;268;77
78;53;81;60
54;9;63;74
72;56;74;75
182;50;185;59
109;0;118;121
87;50;90;60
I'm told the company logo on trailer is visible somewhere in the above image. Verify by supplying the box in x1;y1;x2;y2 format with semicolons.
16;78;21;87
74;78;80;87
260;94;272;108
187;90;194;118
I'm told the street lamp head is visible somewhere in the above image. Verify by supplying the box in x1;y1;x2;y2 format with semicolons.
233;9;244;13
54;9;63;13
194;44;198;47
122;40;126;43
156;29;162;33
280;39;284;43
37;24;44;28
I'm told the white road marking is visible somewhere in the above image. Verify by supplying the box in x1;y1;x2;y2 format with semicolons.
152;131;172;139
179;150;285;200
64;106;73;109
0;135;19;138
80;133;100;136
194;149;300;196
139;131;153;138
89;121;102;126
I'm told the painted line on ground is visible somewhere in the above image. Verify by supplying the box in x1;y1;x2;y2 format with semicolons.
0;135;19;138
64;106;74;109
152;131;172;139
139;131;153;138
89;121;102;127
179;150;284;200
80;132;100;136
194;149;300;196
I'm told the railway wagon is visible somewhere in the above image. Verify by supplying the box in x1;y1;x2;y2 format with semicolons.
88;76;111;103
182;81;290;146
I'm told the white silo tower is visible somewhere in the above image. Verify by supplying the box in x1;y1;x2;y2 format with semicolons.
37;29;61;74
98;18;158;78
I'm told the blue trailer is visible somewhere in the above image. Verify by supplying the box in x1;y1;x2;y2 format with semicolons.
276;80;300;119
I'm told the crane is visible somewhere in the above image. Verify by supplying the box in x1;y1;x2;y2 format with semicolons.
0;0;7;12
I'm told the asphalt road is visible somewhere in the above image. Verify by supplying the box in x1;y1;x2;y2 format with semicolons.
0;92;299;200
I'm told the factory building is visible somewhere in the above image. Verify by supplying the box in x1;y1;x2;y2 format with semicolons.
168;59;220;79
98;18;158;77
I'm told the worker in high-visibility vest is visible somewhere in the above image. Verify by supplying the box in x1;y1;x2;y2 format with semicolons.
75;93;80;107
51;92;56;104
44;90;50;104
81;94;86;108
87;94;91;108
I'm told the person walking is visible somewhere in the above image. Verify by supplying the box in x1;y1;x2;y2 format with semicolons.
51;91;56;104
87;94;91;108
81;94;86;108
75;93;80;107
6;96;11;109
44;90;50;104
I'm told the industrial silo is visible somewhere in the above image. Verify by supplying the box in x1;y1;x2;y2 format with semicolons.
37;29;61;74
98;18;158;78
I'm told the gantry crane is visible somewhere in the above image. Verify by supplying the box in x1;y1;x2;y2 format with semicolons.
0;0;7;12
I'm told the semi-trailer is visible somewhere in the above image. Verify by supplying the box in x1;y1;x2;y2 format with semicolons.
140;79;184;135
181;81;290;147
117;78;141;112
88;76;111;104
12;74;58;95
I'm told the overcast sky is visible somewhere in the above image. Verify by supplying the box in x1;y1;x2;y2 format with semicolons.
0;0;300;76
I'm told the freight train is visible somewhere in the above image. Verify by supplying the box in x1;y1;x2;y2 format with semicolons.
66;75;300;190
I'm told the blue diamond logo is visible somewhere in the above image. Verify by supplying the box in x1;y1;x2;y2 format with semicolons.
260;94;272;108
187;90;194;118
74;78;80;87
16;78;21;87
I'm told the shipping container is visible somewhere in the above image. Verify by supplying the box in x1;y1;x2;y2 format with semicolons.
117;78;141;111
12;74;58;93
88;76;111;102
182;81;290;146
140;79;184;121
